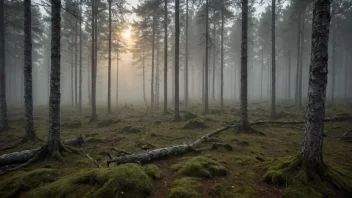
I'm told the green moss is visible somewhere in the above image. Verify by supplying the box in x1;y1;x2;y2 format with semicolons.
183;117;207;129
85;133;98;137
173;156;227;178
283;186;322;198
264;170;285;185
0;168;59;198
121;125;143;133
233;186;256;198
30;163;152;198
96;119;117;128
143;164;161;180
75;160;90;167
86;137;105;143
167;177;201;198
62;121;82;129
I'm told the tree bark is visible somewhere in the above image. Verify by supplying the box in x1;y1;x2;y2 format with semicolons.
108;0;112;114
271;0;276;119
151;12;156;109
298;13;305;108
330;1;336;107
204;0;209;114
295;14;302;106
288;50;291;101
0;0;8;131
48;0;62;153
212;21;216;102
23;0;36;141
142;36;147;108
116;49;119;107
163;0;168;113
91;0;98;121
301;0;331;169
220;0;224;107
174;0;181;120
75;16;78;108
185;0;189;107
78;0;82;113
240;0;249;128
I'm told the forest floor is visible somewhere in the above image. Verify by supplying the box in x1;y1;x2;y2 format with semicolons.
0;101;351;198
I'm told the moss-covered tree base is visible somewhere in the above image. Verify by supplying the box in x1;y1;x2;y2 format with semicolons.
264;155;352;197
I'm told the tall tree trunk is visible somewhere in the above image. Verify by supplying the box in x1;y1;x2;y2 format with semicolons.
71;35;74;108
91;0;97;121
48;0;62;153
78;0;82;113
330;1;336;107
344;50;348;98
107;0;111;114
0;0;8;131
23;0;35;141
301;0;331;169
163;0;168;113
156;32;160;108
142;37;147;107
151;13;156;109
239;0;249;128
260;47;264;100
185;0;189;107
116;49;119;107
174;0;181;120
212;22;216;102
220;0;224;107
88;53;91;104
271;0;276;119
298;14;305;108
204;0;209;113
75;18;78;108
288;50;291;101
295;14;302;106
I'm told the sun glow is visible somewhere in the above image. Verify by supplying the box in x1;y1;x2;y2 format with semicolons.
122;27;131;40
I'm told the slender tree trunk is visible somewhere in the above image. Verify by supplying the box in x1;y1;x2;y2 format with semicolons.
301;0;331;169
91;0;97;121
298;14;305;108
0;0;8;131
142;37;147;107
156;32;160;108
151;13;156;109
48;0;62;153
261;47;264;100
212;22;216;102
78;0;82;113
116;49;119;107
288;50;291;101
240;0;249;128
163;0;168;113
174;0;181;120
295;14;302;106
344;50;348;98
88;53;91;104
204;0;209;113
75;18;78;108
185;0;189;107
220;0;224;107
23;0;35;141
107;0;111;114
271;0;276;119
330;1;336;107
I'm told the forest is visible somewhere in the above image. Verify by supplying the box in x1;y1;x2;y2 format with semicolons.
0;0;352;197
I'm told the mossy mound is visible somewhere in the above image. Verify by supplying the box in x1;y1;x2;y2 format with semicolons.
182;111;198;120
210;108;224;115
233;186;256;198
0;168;59;198
62;121;82;129
172;156;227;178
143;164;161;180
75;160;90;167
264;156;352;197
183;117;207;129
30;163;152;198
283;186;322;198
167;177;201;198
121;125;143;133
210;183;256;198
96;119;118;128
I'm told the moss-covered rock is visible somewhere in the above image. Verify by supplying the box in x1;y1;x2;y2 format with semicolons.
0;168;59;198
172;156;227;178
167;177;201;198
29;163;152;198
121;125;143;133
283;186;322;198
143;164;161;180
183;117;207;129
210;184;256;198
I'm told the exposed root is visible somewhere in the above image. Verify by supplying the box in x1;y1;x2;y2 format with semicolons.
263;155;352;197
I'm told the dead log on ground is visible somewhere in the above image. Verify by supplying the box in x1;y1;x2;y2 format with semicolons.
107;126;231;167
0;137;84;166
249;116;352;126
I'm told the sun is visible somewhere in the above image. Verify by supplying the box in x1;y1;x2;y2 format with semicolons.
122;27;131;40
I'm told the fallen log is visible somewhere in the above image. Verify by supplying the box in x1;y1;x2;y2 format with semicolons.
0;137;84;166
249;116;352;126
107;126;231;167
